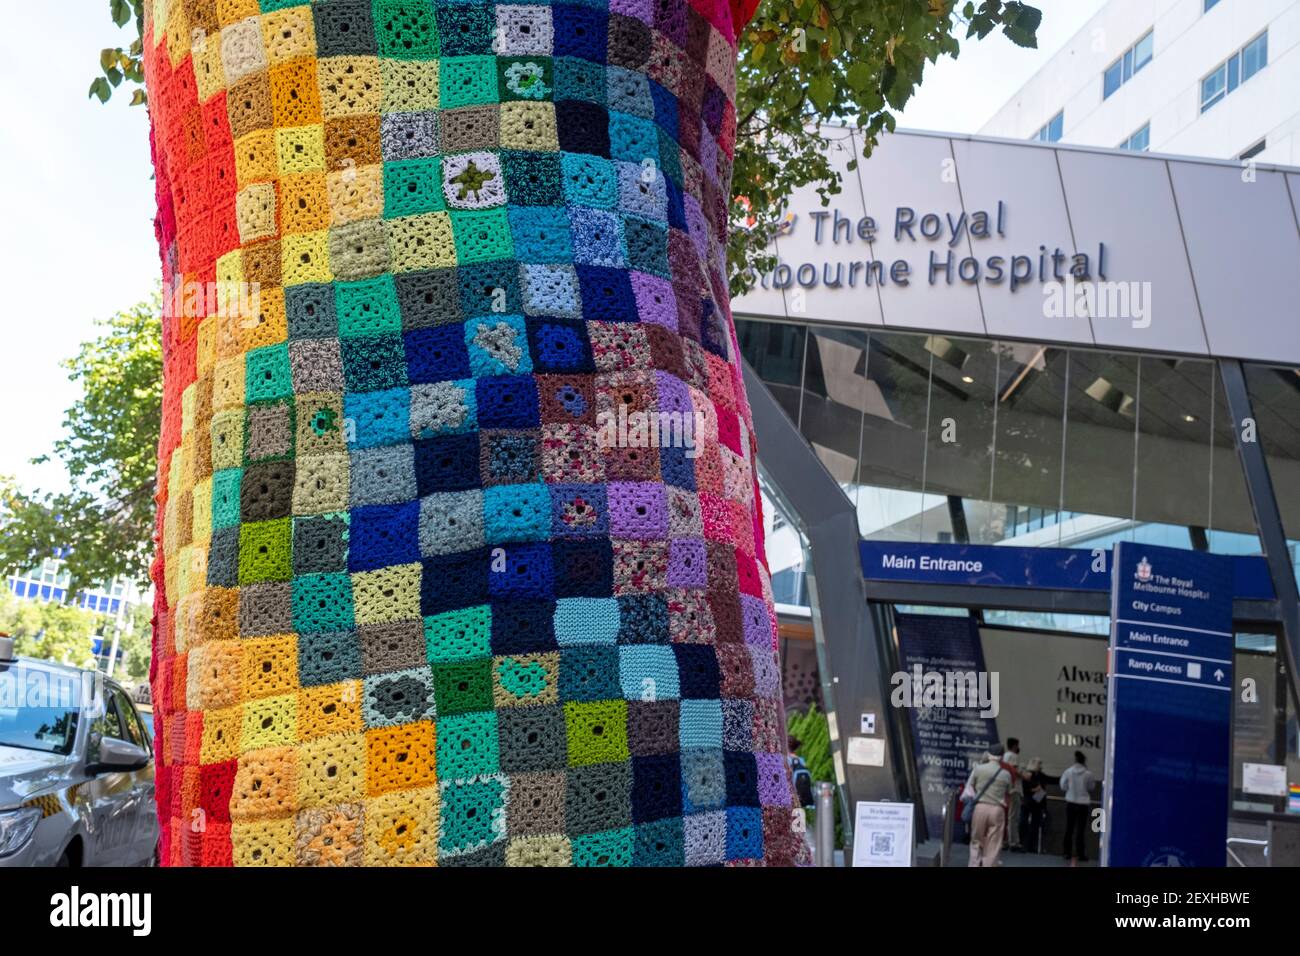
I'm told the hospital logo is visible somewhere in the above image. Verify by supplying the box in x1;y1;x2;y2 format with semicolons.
1135;557;1153;583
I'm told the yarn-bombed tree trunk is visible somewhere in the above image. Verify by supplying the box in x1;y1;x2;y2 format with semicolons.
142;0;803;866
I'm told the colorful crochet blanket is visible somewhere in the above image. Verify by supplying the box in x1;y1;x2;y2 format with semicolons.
142;0;804;866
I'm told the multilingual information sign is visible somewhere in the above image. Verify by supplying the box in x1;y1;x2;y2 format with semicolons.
1104;542;1234;867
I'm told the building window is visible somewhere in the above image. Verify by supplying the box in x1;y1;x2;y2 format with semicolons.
1120;123;1150;151
1239;139;1266;160
1032;110;1064;143
1202;31;1268;112
1204;0;1221;11
1103;30;1154;100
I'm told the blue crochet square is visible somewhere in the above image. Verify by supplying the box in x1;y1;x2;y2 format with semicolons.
458;262;523;317
559;646;621;702
483;483;551;543
420;548;490;615
560;153;618;208
674;644;722;699
348;501;421;571
490;599;558;654
664;177;688;230
678;699;723;749
508;207;573;263
341;335;410;392
551;539;613;597
555;100;610;157
616;594;668;644
633;818;685;866
404;325;471;382
553;596;619;645
476;375;539;428
723;752;762;807
414;432;482;493
345;388;411;448
549;483;607;537
465;314;533;377
298;630;363;686
552;56;605;103
605;66;654;118
658;446;696;491
608;111;659;164
647;78;678;136
526;318;592;372
488;542;553;598
521;265;582;318
631;754;683;823
569;208;625;268
576;266;636;322
552;4;607;60
725;806;765;861
618;645;680;701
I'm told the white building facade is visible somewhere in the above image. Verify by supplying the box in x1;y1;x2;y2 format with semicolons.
979;0;1300;165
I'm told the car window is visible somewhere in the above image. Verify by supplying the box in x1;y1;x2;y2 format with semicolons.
88;688;125;762
114;688;149;753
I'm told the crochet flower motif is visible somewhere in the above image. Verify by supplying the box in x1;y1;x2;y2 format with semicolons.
561;495;598;528
504;61;549;100
474;321;524;372
555;384;587;418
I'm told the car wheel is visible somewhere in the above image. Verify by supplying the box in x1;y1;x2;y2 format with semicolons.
56;850;71;867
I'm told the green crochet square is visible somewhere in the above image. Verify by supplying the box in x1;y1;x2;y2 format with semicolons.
384;157;446;217
237;518;292;584
425;605;492;663
211;468;243;530
292;573;356;633
439;56;498;108
432;659;494;715
259;0;306;11
436;710;500;778
572;828;635;867
245;344;293;403
374;0;440;59
564;700;629;767
450;209;514;264
335;275;403;336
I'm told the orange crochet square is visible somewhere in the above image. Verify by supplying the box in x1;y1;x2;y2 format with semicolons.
196;586;240;644
239;634;299;699
279;173;332;234
191;638;242;710
269;60;323;127
229;746;297;821
365;721;437;796
297;682;364;741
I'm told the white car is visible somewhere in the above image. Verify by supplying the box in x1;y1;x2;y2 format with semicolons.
0;636;158;866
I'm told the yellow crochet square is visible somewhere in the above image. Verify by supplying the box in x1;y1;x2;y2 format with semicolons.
276;124;326;175
236;181;278;243
192;34;227;102
298;682;364;741
316;56;384;118
164;0;192;67
196;316;219;376
192;477;214;544
230;746;297;821
200;704;244;763
387;212;457;272
232;818;295;867
279;172;331;234
260;6;317;64
295;394;347;454
181;381;197;436
240;634;300;699
297;733;367;808
292;453;351;515
241;693;299;750
505;834;572;867
326;163;384;226
364;786;439;866
295;804;365;866
240;286;288;350
499;101;559;152
280;230;333;285
351;563;422;626
216;0;261;29
380;59;439;113
210;408;245;470
212;356;245;411
234;128;278;185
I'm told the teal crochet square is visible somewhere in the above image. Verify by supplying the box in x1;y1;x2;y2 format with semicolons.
572;827;635;867
553;597;620;645
560;153;618;209
383;157;445;217
438;775;506;855
483;483;551;543
211;468;243;530
440;56;499;108
292;572;356;633
245;344;293;403
336;275;402;336
436;710;500;778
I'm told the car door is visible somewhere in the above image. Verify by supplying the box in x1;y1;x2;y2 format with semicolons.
83;689;140;864
113;687;158;863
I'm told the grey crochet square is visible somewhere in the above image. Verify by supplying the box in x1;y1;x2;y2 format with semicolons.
289;338;345;392
363;665;436;728
605;66;654;118
680;748;726;810
286;283;338;339
329;220;391;282
720;698;754;752
381;111;440;160
506;771;566;836
206;526;241;588
239;582;294;637
497;704;567;773
246;403;292;460
565;762;632;835
292;513;349;574
440;105;499;153
349;445;417;506
359;620;427;675
395;268;462;329
683;810;727;867
418;489;485;555
410;381;474;439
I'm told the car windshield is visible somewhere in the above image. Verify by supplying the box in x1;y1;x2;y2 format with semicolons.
0;664;84;755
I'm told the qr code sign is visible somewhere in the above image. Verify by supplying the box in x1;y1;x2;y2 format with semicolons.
870;832;895;856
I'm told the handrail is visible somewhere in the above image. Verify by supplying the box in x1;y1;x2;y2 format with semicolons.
940;787;957;867
1226;836;1269;868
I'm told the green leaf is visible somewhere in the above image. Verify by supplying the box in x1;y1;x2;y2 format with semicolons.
110;0;131;27
88;77;111;103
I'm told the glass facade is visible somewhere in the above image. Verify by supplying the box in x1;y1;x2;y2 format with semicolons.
737;318;1272;559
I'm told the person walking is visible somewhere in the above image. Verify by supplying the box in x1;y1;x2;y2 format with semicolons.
1020;757;1048;853
1059;751;1096;865
964;751;1013;867
1003;738;1023;851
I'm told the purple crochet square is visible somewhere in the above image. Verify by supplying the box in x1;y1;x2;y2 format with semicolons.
610;0;653;21
750;647;780;698
698;132;720;187
607;480;668;539
755;752;791;806
740;593;773;648
667;537;707;587
683;194;710;260
655;369;693;418
631;272;677;330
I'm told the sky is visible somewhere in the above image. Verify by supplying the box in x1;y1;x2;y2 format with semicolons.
0;0;1105;496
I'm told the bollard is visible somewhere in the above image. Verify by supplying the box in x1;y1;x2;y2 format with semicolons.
815;782;836;867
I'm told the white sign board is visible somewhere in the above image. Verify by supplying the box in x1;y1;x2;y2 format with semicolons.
846;736;885;767
852;801;915;868
1242;762;1288;797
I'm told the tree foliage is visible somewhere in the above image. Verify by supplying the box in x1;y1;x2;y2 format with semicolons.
0;300;162;595
90;0;146;106
0;590;102;670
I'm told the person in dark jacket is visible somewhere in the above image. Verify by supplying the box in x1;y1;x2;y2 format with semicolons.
1019;757;1048;853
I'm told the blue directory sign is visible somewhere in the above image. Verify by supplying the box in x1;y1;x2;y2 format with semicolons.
1104;542;1233;867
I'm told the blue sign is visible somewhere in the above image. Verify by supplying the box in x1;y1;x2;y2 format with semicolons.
1103;542;1233;867
859;540;1273;601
